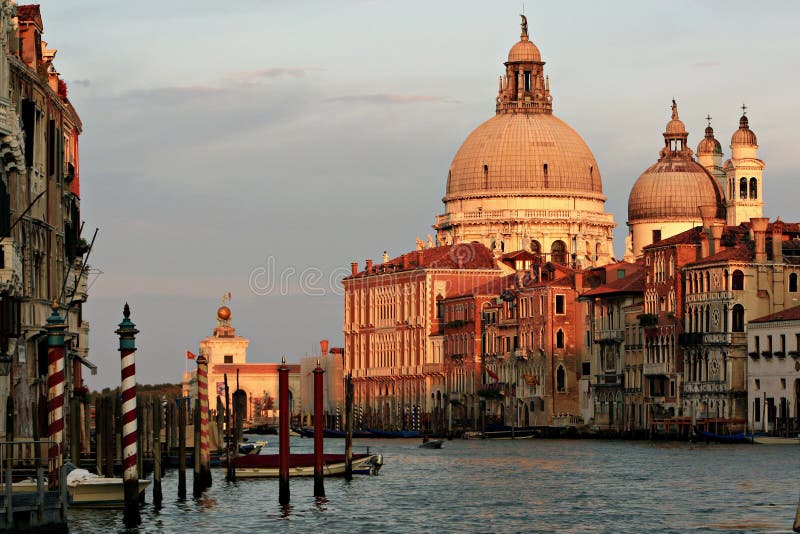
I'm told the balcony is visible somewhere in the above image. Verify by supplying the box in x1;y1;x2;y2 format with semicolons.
65;261;89;303
0;239;23;294
0;97;25;172
643;361;669;376
594;329;624;344
683;381;728;395
434;208;615;229
678;332;704;346
594;373;622;387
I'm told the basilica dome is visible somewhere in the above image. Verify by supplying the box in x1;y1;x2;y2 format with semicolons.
445;112;604;200
731;114;757;146
508;39;541;62
628;100;724;222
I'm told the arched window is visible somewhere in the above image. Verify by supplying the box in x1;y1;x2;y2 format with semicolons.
556;329;565;349
749;177;757;199
732;304;745;333
729;179;734;200
551;240;567;265
530;240;541;255
705;272;710;292
732;270;744;291
705;306;710;332
723;270;729;291
790;273;798;293
740;177;747;199
556;365;566;392
595;242;602;262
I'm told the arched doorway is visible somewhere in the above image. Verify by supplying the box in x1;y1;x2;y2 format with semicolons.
551;240;567;265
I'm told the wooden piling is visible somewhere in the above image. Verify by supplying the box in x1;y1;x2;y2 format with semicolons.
178;398;186;499
278;357;290;506
345;374;353;481
95;396;103;475
193;397;202;497
793;493;800;532
152;399;162;508
104;396;114;479
70;396;81;466
224;374;234;482
313;360;325;497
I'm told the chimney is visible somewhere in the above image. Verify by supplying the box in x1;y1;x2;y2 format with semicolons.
699;231;709;259
366;259;373;273
416;250;424;267
710;224;723;255
402;254;409;270
351;262;358;276
574;269;584;292
772;218;784;264
751;217;769;263
320;339;329;356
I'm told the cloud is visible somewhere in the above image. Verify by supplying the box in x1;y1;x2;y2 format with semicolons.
70;79;92;87
324;93;458;104
225;67;323;83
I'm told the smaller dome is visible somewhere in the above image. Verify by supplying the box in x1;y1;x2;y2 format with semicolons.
697;125;722;155
217;305;231;321
665;118;686;135
731;114;757;146
508;38;541;62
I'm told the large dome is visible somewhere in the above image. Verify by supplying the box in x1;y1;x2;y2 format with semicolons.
628;160;724;221
445;112;604;200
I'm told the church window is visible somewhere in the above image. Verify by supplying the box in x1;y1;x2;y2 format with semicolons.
749;177;757;199
791;273;798;293
556;329;565;349
740;177;747;199
224;355;233;364
551;240;567;265
732;270;744;291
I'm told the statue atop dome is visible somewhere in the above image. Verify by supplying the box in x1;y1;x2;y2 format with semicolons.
520;14;528;39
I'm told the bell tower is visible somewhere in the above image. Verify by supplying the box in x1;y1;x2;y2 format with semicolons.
724;107;765;226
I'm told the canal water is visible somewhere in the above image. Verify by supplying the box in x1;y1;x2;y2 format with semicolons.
68;437;799;533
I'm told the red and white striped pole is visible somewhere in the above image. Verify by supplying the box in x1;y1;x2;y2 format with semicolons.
116;303;141;527
196;352;212;489
45;303;66;489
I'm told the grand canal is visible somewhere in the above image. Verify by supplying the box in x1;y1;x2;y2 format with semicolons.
68;437;799;533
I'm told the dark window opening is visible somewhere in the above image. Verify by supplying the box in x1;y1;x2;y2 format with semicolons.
551;240;567;265
524;71;531;92
790;273;797;293
555;295;565;314
557;366;566;392
732;304;745;333
732;270;744;291
581;362;591;376
652;229;661;243
749;177;757;199
556;329;565;349
740;177;747;200
224;355;233;364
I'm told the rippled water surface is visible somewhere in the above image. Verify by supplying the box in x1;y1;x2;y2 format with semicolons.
68;437;800;533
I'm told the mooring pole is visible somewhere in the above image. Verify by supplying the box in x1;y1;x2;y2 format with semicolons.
116;303;141;527
313;357;325;497
196;353;212;489
793;493;800;532
192;397;201;497
345;373;353;481
278;356;290;505
152;398;162;507
224;373;234;481
45;303;66;489
178;397;186;498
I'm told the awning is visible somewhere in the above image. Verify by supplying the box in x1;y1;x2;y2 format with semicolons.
69;352;97;375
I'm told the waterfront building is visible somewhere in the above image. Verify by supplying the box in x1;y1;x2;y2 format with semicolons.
680;218;800;431
185;302;300;422
342;243;501;430
747;305;800;435
433;16;616;265
581;262;646;433
0;3;90;442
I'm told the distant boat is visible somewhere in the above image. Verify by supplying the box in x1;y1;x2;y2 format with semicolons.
230;452;383;478
752;435;800;445
696;430;752;444
367;429;421;439
464;426;540;439
419;439;443;449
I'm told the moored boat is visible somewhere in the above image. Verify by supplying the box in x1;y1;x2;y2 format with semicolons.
65;468;150;507
230;452;383;478
367;429;421;439
752;435;800;445
696;430;753;444
419;439;443;449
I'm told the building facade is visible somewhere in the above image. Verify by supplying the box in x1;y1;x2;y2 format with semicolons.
747;305;800;435
0;3;90;442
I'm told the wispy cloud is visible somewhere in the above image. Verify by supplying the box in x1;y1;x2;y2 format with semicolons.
324;93;458;104
225;67;323;84
70;79;92;87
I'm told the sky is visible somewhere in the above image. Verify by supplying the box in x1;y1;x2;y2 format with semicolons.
32;0;800;388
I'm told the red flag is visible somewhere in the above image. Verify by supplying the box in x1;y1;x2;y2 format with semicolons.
486;368;499;383
186;350;196;360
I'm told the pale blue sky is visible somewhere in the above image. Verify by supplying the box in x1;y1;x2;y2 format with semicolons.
33;1;800;387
